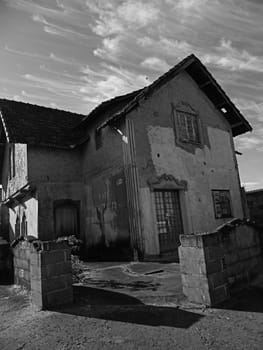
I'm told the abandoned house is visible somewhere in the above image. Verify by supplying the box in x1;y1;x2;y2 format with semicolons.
0;54;252;261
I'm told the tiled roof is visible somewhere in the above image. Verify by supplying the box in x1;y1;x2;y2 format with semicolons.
0;99;87;148
83;54;252;137
80;89;143;125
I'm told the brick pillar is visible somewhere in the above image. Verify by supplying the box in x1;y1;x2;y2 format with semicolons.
179;233;229;306
30;241;73;309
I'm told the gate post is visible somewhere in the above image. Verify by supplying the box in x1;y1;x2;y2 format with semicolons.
30;241;73;309
179;233;229;306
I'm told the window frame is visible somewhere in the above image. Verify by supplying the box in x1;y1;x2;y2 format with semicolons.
176;109;200;144
53;199;80;238
212;189;232;219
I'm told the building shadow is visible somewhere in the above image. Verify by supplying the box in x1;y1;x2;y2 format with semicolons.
217;285;263;313
76;278;160;291
53;285;203;329
0;265;14;285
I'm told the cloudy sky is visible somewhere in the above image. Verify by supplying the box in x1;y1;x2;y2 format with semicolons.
0;0;262;190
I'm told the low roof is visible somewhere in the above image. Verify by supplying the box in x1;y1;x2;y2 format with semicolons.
246;188;263;195
0;99;86;148
83;54;252;137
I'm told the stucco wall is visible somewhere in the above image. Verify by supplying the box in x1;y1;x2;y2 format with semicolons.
28;146;82;183
1;143;28;199
9;196;38;241
81;120;131;258
26;146;83;241
36;182;83;241
127;71;244;256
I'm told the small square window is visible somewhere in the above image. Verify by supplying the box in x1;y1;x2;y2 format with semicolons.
177;110;200;143
212;190;232;219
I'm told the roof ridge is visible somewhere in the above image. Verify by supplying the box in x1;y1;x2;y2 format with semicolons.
0;98;85;117
83;53;251;137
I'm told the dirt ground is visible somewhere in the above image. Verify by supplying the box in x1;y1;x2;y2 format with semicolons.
0;261;263;350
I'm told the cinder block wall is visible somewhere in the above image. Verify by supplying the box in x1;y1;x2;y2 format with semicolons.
12;240;73;309
179;221;263;306
31;241;73;309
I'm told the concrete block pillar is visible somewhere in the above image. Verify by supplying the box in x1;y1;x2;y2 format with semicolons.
179;233;229;306
30;241;73;309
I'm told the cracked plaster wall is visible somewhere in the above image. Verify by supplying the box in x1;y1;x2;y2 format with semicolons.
127;71;244;256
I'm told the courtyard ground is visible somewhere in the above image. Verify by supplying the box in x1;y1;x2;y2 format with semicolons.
0;261;263;350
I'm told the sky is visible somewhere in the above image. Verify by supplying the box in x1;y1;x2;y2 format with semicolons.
0;0;262;190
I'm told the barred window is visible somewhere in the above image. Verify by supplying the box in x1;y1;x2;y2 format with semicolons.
177;110;200;143
212;190;232;219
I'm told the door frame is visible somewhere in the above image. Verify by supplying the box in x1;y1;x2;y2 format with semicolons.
147;174;189;256
53;199;80;238
154;189;184;255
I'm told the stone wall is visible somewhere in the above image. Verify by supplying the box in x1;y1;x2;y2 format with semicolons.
12;239;73;309
179;220;263;306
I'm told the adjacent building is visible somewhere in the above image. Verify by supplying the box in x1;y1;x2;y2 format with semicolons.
246;189;263;229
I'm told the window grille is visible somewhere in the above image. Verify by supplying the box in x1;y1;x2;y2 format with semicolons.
212;190;232;218
177;110;200;143
154;190;183;254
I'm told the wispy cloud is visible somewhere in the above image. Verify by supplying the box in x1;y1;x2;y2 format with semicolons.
4;0;62;16
32;12;92;41
203;38;263;73
2;45;82;67
85;0;161;62
233;99;263;122
93;37;122;61
2;45;47;60
117;1;159;27
141;57;170;72
23;73;84;96
80;63;148;101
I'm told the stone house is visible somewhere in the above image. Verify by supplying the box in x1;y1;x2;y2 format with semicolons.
0;54;252;261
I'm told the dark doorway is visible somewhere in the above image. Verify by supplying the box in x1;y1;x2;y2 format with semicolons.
54;201;79;237
154;190;183;258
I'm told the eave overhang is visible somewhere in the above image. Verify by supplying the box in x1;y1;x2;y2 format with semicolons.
184;58;252;137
